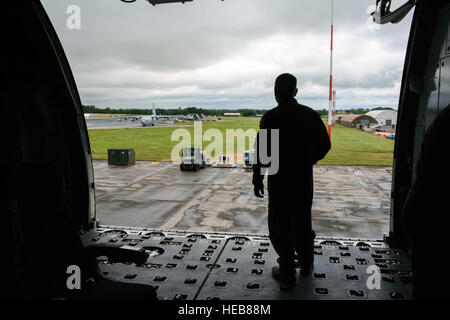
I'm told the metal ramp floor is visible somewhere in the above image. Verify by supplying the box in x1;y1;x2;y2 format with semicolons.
80;226;412;300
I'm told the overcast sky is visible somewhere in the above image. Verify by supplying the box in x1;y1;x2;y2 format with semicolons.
42;0;413;110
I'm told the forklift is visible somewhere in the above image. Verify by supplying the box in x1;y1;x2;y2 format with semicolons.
180;146;206;171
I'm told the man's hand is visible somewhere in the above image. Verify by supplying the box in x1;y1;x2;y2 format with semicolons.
254;183;264;198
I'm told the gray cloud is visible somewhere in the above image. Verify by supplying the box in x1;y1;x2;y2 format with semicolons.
42;0;413;110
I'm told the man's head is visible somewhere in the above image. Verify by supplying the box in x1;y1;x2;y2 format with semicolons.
274;73;298;103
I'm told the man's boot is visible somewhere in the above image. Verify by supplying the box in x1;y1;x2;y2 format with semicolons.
272;265;296;290
299;262;314;276
298;231;316;276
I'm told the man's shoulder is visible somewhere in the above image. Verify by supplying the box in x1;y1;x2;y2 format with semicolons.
260;107;278;124
301;105;324;122
295;102;316;114
260;102;320;127
262;106;279;117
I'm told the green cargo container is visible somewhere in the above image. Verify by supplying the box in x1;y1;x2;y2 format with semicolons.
108;148;136;165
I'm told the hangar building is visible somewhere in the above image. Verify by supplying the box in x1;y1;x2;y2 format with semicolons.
365;110;398;127
337;114;378;128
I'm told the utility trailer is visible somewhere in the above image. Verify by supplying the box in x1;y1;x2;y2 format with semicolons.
108;148;136;165
3;0;450;301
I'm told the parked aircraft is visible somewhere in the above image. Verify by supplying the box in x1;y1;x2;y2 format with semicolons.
141;104;158;126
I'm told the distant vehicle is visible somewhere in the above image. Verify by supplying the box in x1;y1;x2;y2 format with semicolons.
204;156;212;166
374;125;383;132
243;150;255;168
180;147;206;171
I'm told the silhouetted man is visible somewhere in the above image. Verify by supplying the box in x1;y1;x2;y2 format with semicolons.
402;104;450;300
253;73;331;290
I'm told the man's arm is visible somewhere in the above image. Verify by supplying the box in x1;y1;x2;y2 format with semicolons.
252;117;265;198
311;112;331;164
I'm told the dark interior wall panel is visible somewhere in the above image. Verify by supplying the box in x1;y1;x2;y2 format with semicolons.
412;3;450;181
438;56;450;111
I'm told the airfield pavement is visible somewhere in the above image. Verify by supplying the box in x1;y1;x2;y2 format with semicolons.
86;117;186;129
93;160;391;240
86;117;143;129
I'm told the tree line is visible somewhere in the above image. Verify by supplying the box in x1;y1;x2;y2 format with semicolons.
82;105;263;117
82;105;395;117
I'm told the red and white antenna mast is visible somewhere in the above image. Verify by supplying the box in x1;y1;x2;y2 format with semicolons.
328;0;334;138
332;90;336;126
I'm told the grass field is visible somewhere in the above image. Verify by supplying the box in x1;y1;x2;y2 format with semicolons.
88;117;394;166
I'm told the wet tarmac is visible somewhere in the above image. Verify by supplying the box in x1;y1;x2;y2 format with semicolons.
86;117;144;129
93;161;391;240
